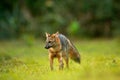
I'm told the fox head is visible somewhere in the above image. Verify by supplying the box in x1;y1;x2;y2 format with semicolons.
45;32;59;49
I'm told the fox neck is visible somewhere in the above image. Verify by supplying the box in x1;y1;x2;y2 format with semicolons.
49;37;61;53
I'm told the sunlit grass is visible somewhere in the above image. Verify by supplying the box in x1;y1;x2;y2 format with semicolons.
0;39;120;80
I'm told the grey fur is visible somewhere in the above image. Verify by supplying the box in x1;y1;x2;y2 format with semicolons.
58;34;80;63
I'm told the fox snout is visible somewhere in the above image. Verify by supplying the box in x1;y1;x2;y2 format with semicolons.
45;45;51;49
45;43;52;49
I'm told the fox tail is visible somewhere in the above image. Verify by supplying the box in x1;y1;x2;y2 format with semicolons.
71;54;80;64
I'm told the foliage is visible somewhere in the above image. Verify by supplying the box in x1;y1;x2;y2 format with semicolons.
0;0;120;39
67;20;80;36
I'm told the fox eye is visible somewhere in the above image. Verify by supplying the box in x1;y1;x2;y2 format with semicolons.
48;41;51;43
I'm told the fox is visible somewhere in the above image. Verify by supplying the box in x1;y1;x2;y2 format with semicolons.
45;32;80;70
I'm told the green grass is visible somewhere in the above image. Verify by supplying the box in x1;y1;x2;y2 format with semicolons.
0;39;120;80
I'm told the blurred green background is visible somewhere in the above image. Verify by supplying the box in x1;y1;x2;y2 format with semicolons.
0;0;120;80
0;0;120;39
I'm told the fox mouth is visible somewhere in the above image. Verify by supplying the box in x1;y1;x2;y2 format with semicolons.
44;46;52;49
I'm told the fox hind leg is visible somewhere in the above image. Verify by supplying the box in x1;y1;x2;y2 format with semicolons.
64;56;69;68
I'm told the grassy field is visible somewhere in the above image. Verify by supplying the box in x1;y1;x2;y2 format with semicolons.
0;39;120;80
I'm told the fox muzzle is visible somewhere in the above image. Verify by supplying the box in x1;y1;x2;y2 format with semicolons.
45;46;50;49
44;44;52;49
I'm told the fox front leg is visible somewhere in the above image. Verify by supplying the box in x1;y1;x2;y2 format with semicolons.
58;57;64;70
49;56;54;70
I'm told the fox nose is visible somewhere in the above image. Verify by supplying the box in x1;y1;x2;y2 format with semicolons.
45;46;49;49
45;46;48;49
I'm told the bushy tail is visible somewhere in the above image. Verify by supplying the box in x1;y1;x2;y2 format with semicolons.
67;38;81;64
71;54;80;64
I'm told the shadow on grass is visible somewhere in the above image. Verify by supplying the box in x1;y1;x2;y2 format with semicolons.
0;53;12;62
0;53;24;73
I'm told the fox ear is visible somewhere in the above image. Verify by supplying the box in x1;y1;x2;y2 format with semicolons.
45;32;50;37
55;31;59;35
55;31;59;37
